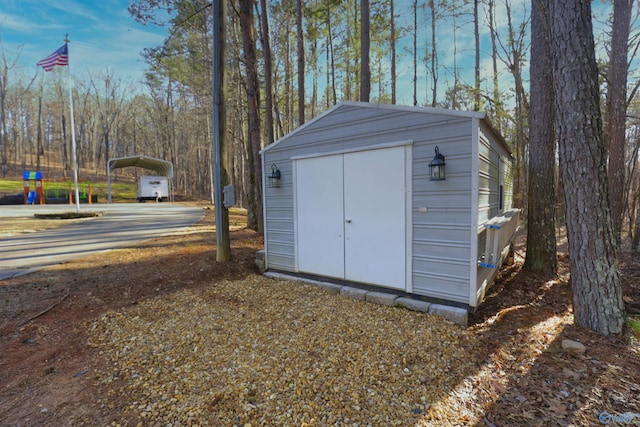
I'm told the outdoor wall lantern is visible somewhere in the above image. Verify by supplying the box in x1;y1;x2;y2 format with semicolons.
268;164;282;188
429;146;446;181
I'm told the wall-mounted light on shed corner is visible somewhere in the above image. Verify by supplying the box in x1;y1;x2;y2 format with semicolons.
268;164;281;188
429;146;446;181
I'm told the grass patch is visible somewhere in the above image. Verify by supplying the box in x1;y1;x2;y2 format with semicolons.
0;179;137;203
628;317;640;338
0;179;23;194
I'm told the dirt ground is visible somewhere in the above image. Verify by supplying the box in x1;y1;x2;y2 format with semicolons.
0;206;639;426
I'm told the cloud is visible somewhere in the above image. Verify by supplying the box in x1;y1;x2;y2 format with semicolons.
0;0;167;87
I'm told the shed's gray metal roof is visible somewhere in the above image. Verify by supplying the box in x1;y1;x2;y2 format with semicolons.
260;101;494;155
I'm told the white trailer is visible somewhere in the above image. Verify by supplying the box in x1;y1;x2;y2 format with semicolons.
137;176;169;202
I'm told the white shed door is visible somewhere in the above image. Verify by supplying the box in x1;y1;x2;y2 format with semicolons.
296;154;345;279
344;147;406;288
295;146;406;289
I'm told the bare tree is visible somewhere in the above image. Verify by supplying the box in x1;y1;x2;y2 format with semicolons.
495;0;530;208
0;48;19;176
90;70;128;174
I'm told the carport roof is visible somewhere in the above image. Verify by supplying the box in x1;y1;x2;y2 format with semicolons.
108;155;173;178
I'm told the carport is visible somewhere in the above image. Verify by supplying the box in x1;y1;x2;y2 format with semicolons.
107;155;174;203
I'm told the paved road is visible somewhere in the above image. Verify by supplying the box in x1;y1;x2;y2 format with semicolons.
0;203;205;280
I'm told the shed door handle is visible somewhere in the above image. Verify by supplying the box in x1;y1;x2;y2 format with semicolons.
346;218;352;223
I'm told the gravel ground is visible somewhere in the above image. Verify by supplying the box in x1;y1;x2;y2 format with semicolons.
86;276;479;426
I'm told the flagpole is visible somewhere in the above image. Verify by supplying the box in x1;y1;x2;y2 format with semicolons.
65;35;80;213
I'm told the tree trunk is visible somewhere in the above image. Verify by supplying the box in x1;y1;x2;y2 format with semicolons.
473;0;480;111
61;114;68;179
412;0;418;106
488;0;502;132
390;0;396;104
296;0;305;125
360;0;370;102
524;0;557;275
429;0;438;107
326;0;337;106
37;89;43;170
239;0;264;233
606;0;632;241
504;0;529;209
0;62;7;177
259;0;274;145
549;0;625;335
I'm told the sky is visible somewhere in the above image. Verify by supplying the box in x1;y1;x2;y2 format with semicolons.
0;0;629;110
0;0;169;85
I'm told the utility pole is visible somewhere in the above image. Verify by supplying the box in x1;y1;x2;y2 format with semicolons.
212;0;231;261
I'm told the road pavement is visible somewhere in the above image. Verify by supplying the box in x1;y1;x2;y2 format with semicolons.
0;203;205;280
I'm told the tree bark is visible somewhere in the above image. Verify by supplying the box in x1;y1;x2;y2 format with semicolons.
429;0;438;107
524;0;557;275
390;0;396;104
259;0;274;145
239;0;264;233
296;0;305;125
487;0;502;132
360;0;370;102
473;0;480;111
606;0;632;241
549;0;625;335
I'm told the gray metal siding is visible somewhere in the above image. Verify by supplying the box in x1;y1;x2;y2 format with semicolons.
263;159;295;270
263;103;513;309
473;123;515;306
264;104;474;280
411;118;474;304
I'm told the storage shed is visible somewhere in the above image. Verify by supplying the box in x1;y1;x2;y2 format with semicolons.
261;101;519;311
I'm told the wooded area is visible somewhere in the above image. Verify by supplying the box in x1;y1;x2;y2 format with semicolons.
1;0;640;334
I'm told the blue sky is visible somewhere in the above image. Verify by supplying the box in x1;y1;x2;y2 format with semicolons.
0;0;630;110
0;0;169;84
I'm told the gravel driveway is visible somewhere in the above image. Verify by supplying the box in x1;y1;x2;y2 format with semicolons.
87;275;479;426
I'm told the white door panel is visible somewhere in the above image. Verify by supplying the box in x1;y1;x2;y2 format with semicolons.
295;146;406;290
295;155;345;278
344;147;406;288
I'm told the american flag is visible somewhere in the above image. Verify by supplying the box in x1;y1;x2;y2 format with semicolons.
37;44;69;72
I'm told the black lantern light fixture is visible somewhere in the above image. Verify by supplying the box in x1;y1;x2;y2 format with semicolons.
429;146;446;181
268;164;281;188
